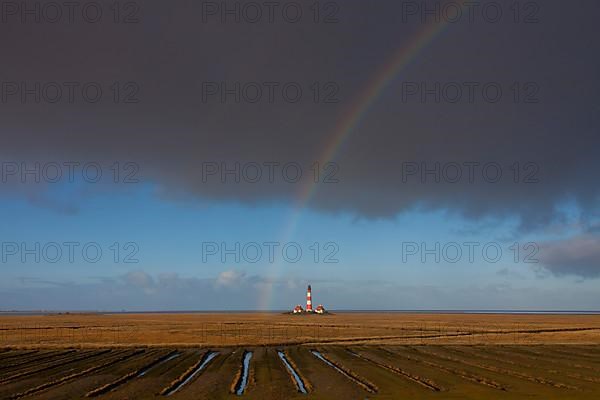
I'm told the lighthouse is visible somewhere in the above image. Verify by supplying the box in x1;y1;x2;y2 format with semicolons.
306;284;313;312
290;284;326;315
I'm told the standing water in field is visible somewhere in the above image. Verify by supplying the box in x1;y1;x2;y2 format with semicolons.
311;351;336;368
277;351;307;394
165;351;219;396
138;352;181;377
235;351;253;395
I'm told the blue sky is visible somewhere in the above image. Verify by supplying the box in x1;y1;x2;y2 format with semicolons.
1;1;600;311
1;179;598;311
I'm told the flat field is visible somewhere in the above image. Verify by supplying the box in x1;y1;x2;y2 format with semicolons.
1;312;599;347
0;313;599;399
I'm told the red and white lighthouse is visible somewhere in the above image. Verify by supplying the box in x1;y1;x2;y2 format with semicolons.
306;284;313;312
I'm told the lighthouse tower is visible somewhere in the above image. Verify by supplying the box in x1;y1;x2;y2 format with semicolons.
306;284;313;312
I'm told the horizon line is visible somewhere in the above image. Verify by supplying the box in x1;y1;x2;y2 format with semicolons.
2;309;600;315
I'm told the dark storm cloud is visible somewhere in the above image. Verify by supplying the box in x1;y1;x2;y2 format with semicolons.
1;0;600;231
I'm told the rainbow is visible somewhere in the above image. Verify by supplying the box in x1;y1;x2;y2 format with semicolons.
258;19;454;310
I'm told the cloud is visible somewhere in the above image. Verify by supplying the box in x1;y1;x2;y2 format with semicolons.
538;234;600;278
123;271;156;294
17;277;72;287
2;272;599;311
216;270;246;287
0;2;599;230
496;268;526;280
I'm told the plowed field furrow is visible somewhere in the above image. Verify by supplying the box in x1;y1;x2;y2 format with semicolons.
286;347;365;399
310;350;378;394
0;351;87;380
86;350;177;397
379;346;507;390
161;350;219;396
571;346;600;356
449;346;600;385
541;347;600;363
7;350;145;399
410;346;579;390
0;345;595;399
0;349;114;384
0;351;39;361
0;350;77;372
345;348;442;391
27;350;165;400
99;350;201;399
169;348;239;399
494;346;600;374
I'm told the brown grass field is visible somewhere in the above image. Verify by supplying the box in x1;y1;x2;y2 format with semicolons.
1;312;599;399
